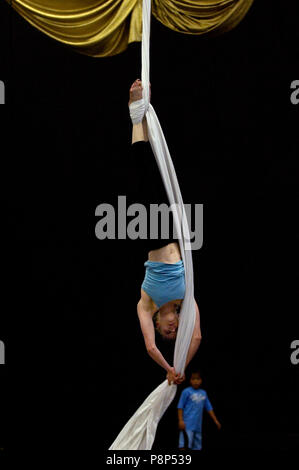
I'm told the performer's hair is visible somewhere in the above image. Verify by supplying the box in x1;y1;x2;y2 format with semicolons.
153;310;176;342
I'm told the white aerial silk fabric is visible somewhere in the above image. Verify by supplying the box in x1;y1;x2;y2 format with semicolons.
129;97;146;124
109;0;196;450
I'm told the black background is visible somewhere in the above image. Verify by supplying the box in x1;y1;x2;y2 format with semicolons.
0;0;299;462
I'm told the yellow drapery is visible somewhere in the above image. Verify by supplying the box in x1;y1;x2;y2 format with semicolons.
6;0;254;56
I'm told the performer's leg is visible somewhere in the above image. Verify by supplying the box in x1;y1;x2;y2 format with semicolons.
127;141;177;251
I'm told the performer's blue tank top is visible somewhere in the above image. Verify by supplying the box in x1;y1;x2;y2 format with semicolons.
141;260;185;308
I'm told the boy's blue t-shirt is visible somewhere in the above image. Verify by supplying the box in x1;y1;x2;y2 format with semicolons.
177;387;213;432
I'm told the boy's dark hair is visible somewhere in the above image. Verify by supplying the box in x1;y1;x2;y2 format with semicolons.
190;370;202;379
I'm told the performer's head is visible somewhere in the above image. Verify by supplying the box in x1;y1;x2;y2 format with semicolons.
190;370;202;389
154;301;180;340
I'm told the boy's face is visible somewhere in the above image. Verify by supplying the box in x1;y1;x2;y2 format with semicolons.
190;374;202;389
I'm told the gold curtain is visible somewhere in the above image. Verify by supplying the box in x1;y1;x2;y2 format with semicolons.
6;0;254;57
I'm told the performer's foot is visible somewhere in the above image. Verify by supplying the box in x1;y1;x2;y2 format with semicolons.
128;79;143;106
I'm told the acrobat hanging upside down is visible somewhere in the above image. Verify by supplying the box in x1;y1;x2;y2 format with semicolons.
128;79;202;386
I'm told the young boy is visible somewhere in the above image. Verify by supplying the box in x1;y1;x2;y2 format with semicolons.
177;370;221;450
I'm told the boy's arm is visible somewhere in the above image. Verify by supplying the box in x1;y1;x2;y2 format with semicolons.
185;300;202;368
177;408;185;430
207;410;221;430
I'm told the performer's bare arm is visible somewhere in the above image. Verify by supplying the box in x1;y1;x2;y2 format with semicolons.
137;297;183;384
185;300;202;368
137;298;172;372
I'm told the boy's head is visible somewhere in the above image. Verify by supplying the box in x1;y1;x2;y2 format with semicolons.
190;371;202;389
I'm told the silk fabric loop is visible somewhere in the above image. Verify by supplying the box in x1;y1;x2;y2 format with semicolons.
109;0;196;451
129;98;146;124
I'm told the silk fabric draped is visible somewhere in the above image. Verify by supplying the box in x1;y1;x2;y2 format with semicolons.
109;0;196;450
6;0;254;57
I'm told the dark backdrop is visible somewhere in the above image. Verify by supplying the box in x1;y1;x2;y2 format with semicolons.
0;0;298;461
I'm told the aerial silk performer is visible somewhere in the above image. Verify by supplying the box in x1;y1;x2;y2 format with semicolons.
109;0;200;450
126;78;202;383
3;0;254;453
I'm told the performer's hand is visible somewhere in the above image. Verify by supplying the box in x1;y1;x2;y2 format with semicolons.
167;368;184;385
167;367;177;385
178;420;185;431
174;373;185;385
